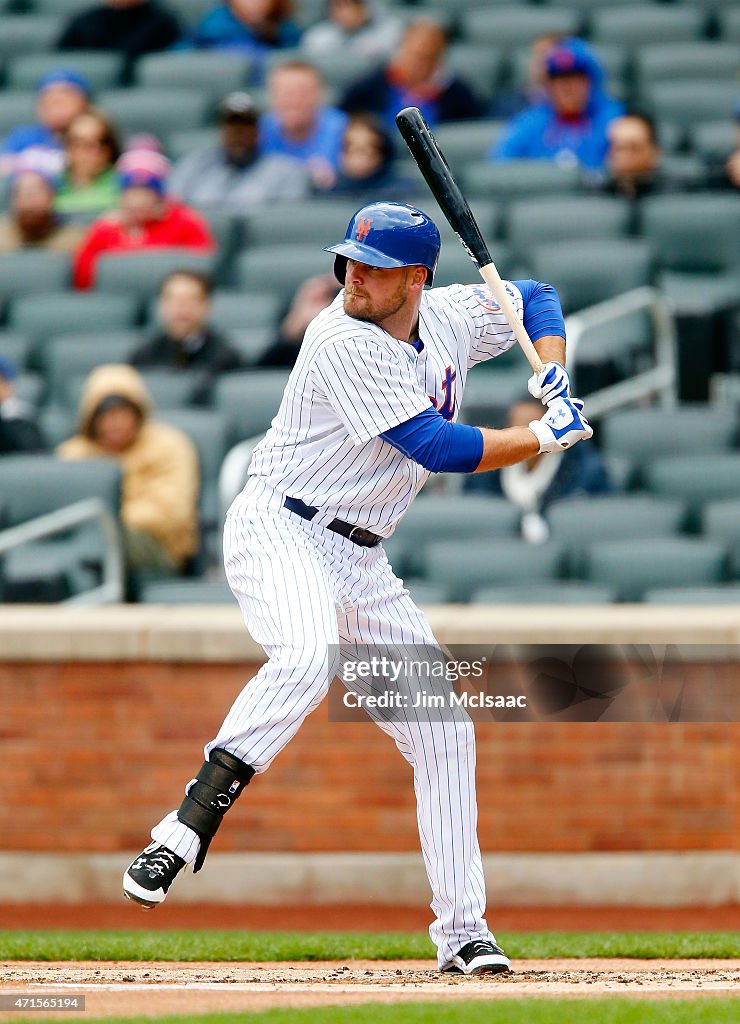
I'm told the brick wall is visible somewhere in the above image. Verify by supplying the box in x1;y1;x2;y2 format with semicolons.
1;660;737;854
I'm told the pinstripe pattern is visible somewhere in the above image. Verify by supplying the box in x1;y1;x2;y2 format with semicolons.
151;281;522;966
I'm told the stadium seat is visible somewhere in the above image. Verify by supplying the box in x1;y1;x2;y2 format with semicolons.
0;332;33;372
165;128;218;163
214;369;291;445
0;16;62;58
528;239;653;314
461;160;581;200
98;88;211;138
0;91;38;139
639;194;740;274
718;7;740;42
137;52;251;101
422;538;566;602
644;454;740;515
243;200;360;249
432;198;501;250
601;406;737;465
589;5;706;47
38;404;76;448
643;585;740;604
16;372;44;409
235;246;331;306
7;51;124;92
444;46;503;108
40;331;143;406
0;252;70;299
8;292;139;345
430;122;506;179
690;120;737;163
461;7;581;48
404;580;452;606
137;369;201;410
583;538;727;601
208;290;282;332
703;498;740;577
472;582;618;604
304;51;378;92
434;242;512;288
140;578;236;603
156;408;228;529
456;368;528;428
634;42;739;90
504;196;630;262
226;328;274;363
546;494;686;575
645;81;739;135
94;251;217;299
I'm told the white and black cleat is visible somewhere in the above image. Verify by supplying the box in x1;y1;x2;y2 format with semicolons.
123;842;186;910
441;939;512;976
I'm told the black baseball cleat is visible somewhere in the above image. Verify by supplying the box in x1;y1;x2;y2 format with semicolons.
441;939;512;976
123;842;186;910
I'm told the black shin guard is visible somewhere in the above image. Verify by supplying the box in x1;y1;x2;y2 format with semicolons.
177;748;255;872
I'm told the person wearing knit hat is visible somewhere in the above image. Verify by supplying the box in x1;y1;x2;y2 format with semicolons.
0;152;86;253
0;69;92;178
73;148;216;289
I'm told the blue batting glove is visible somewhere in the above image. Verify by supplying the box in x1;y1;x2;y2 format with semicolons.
528;361;571;405
528;397;594;453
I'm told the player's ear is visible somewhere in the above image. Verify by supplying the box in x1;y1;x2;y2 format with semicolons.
410;266;427;292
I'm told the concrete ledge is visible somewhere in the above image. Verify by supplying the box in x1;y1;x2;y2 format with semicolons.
0;852;737;907
0;606;739;662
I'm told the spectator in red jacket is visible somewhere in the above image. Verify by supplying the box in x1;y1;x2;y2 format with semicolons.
73;148;215;289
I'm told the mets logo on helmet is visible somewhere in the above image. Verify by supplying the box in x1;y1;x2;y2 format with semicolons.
355;217;373;241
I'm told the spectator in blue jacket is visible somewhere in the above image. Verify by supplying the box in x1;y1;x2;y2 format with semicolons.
490;38;623;172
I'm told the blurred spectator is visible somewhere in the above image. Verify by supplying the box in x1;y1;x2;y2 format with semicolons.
596;113;679;201
0;70;91;178
185;0;300;82
56;109;122;217
258;272;339;367
259;61;348;189
0;161;86;253
302;0;401;61
58;363;199;576
73;148;215;289
491;38;623;171
58;0;180;71
0;355;45;455
490;32;563;120
707;103;740;191
341;19;483;131
319;113;414;200
465;398;613;543
130;269;244;402
170;91;308;211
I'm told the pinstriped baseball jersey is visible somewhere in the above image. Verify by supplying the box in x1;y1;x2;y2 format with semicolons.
242;281;524;534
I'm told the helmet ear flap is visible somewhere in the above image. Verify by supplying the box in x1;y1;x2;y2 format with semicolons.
333;255;347;285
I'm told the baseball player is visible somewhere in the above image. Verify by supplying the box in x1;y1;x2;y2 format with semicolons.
124;202;593;976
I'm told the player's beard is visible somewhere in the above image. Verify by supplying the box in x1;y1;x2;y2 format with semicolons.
343;272;410;325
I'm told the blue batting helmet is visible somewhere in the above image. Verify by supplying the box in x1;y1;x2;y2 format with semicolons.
324;201;441;286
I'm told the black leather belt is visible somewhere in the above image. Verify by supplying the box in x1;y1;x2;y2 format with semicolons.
283;496;382;547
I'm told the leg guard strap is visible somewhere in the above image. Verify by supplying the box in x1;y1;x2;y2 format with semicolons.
177;748;254;872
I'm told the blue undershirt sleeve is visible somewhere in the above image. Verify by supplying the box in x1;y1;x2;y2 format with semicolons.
380;407;484;474
513;279;566;343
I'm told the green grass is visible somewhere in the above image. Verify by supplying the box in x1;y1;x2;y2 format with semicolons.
0;930;738;961
9;1001;740;1024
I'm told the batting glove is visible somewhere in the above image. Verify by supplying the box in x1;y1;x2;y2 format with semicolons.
528;361;571;405
528;398;593;454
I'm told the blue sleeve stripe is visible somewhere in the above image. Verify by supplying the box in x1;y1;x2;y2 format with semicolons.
381;407;483;474
513;279;565;343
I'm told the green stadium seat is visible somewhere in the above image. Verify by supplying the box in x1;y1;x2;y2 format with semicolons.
461;160;581;200
0;17;62;58
304;51;378;92
644;454;740;514
137;369;201;410
214;369;291;445
634;42;739;90
404;581;452;606
422;538;566;602
546;494;686;575
166;128;218;163
444;46;504;107
157;408;228;529
430;121;505;178
645;81;739;133
9;292;139;345
528;239;653;315
137;52;251;102
94;251;217;299
40;331;142;405
602;406;737;464
235;246;330;305
434;242;512;288
643;584;740;604
208;290;282;332
504;196;630;262
472;582;618;604
589;5;706;47
656;270;740;318
0;332;33;372
140;578;236;603
639;194;740;274
0;91;38;138
7;51;124;92
433;198;501;250
0;252;70;299
457;368;528;429
38;404;76;448
583;538;727;601
98;88;210;139
16;371;44;409
461;7;581;48
243;200;360;249
227;328;274;363
690;120;737;163
703;498;740;578
718;7;740;42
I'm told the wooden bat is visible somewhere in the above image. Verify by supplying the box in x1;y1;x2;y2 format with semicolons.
395;105;543;375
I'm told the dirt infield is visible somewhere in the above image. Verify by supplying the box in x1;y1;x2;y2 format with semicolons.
1;960;739;1018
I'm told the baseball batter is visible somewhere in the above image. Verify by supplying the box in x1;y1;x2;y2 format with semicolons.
124;202;593;976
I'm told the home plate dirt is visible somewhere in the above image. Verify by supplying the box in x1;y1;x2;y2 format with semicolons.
1;961;739;1018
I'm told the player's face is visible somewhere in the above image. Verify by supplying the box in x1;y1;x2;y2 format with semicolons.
343;260;418;325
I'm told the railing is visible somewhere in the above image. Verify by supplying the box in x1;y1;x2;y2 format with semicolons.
566;286;678;419
0;498;124;606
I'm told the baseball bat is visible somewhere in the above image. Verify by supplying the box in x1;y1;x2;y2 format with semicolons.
395;106;543;375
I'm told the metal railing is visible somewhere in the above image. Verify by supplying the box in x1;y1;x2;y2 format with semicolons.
0;498;124;605
566;286;678;419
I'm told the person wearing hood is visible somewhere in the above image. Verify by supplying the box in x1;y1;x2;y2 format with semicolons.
490;38;623;172
57;364;199;577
